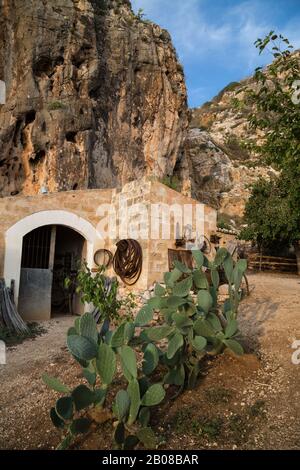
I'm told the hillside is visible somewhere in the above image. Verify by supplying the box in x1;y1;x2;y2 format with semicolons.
185;73;280;222
186;51;300;221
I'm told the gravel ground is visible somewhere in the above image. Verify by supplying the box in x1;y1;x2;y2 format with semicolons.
237;272;300;449
0;273;299;450
0;316;78;449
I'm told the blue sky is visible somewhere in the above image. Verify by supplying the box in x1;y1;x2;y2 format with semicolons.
131;0;300;107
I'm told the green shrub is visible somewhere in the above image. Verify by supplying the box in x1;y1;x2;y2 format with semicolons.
65;263;135;325
95;0;107;12
230;97;245;110
217;218;231;231
136;8;145;20
48;100;66;111
160;175;181;192
44;249;247;449
201;101;213;109
214;81;241;101
222;134;250;161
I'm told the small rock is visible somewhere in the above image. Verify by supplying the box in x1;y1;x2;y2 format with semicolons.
218;284;229;295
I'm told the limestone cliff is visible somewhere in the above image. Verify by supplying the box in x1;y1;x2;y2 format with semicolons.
186;74;279;221
0;0;188;197
184;128;276;220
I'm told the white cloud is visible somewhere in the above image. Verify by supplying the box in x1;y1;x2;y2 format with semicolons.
131;0;300;105
132;0;232;59
131;0;299;72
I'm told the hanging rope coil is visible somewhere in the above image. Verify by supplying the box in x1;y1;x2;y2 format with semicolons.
113;239;143;286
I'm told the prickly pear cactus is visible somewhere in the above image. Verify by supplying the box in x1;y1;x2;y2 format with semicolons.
139;248;246;390
43;249;246;450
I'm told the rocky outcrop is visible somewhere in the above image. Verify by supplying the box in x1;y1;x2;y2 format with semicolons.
185;129;233;208
0;0;188;197
185;74;280;219
185;129;276;219
0;0;287;222
190;80;253;144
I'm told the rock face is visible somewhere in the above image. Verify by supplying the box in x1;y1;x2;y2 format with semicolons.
185;77;278;220
185;129;233;209
185;129;276;219
0;0;188;197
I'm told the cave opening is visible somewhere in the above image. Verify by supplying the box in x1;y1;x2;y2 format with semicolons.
32;56;53;77
13;119;23;147
25;110;36;125
29;149;46;166
66;131;77;143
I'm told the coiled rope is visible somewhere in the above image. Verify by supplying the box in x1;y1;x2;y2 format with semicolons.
113;239;143;286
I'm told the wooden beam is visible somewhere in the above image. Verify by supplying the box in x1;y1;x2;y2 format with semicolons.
48;226;57;270
249;261;297;266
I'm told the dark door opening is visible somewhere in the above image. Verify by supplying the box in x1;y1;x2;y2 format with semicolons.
19;225;85;320
51;226;84;315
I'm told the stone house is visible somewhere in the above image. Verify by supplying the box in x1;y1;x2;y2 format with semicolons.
0;178;216;321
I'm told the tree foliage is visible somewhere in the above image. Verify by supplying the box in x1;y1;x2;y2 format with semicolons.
240;177;299;248
65;263;135;324
241;32;300;248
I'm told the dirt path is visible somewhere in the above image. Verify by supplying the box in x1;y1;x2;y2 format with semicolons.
0;316;77;449
0;273;299;450
237;273;300;449
160;272;300;450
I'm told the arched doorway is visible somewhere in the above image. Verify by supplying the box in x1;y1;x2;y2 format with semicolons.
18;225;86;320
4;210;98;317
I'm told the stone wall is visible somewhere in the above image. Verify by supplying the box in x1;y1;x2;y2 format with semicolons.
0;179;217;317
0;187;111;273
148;181;216;286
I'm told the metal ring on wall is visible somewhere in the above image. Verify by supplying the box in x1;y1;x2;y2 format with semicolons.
93;249;113;268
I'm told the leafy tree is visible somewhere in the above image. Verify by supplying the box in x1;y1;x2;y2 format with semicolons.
240;177;299;251
241;32;300;262
248;32;300;170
